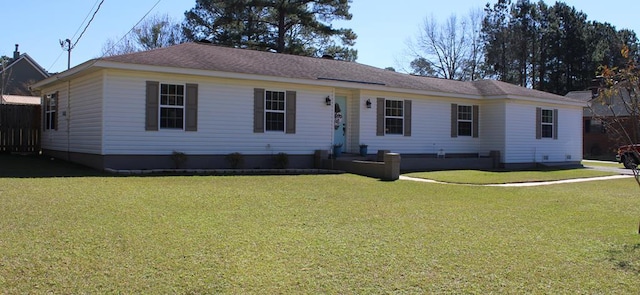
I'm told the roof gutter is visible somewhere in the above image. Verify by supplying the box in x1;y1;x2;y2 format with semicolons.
483;94;587;107
30;59;100;90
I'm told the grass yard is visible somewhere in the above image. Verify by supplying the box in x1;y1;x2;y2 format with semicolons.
404;168;618;185
1;155;640;293
583;159;625;168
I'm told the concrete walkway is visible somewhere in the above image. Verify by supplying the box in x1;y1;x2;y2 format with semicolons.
399;174;633;187
400;160;636;187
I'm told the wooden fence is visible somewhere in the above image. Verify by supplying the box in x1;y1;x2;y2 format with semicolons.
0;104;41;153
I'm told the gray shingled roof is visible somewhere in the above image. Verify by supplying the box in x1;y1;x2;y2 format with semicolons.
100;42;576;103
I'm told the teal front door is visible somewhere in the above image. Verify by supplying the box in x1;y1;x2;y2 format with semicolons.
333;96;347;151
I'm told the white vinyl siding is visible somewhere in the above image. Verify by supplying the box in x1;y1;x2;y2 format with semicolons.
40;71;104;154
361;92;481;154
504;103;581;163
479;101;506;157
40;67;583;165
101;69;331;155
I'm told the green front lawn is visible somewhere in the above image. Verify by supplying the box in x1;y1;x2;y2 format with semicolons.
1;156;640;293
583;159;625;168
404;168;617;184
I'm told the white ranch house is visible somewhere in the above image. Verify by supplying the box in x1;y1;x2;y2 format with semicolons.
32;42;584;171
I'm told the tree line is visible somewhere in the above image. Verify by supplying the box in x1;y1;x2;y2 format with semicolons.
409;0;638;95
102;0;356;61
102;0;638;96
481;0;638;95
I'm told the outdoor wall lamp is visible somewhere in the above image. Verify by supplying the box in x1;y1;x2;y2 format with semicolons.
325;96;332;105
365;99;372;108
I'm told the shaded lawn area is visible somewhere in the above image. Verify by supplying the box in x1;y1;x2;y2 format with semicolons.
404;168;618;184
1;155;640;293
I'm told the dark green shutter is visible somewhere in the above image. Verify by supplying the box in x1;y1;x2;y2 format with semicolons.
285;91;296;134
451;104;458;138
553;109;558;140
404;100;411;137
185;83;198;131
254;88;265;133
54;91;59;131
535;107;542;139
42;95;46;131
376;97;385;136
145;81;159;131
472;105;479;138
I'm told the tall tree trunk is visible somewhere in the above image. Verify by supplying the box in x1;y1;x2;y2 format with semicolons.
277;6;286;53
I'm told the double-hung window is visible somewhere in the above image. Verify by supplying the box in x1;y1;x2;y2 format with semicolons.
457;105;473;136
385;99;404;135
541;109;554;138
536;107;557;139
265;91;286;132
451;104;478;138
253;88;296;134
376;97;411;137
159;83;185;129
44;92;57;130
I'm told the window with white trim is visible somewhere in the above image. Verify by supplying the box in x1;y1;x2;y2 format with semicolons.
44;92;57;130
159;83;185;129
541;109;554;138
385;99;404;134
265;90;286;131
457;105;473;136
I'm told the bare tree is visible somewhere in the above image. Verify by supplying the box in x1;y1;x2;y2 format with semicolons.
101;13;183;57
1;56;12;101
101;37;139;57
592;45;640;187
406;9;485;80
464;8;486;81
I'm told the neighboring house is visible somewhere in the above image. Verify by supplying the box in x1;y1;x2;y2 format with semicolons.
568;89;636;160
31;42;585;171
1;44;49;100
0;94;41;105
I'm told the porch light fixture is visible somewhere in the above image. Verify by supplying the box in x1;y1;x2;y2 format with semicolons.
325;96;332;105
365;99;372;108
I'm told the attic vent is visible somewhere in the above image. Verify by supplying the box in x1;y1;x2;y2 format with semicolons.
321;54;334;60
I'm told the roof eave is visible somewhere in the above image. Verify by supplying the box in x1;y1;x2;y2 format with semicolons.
485;94;588;107
30;60;587;106
31;59;100;90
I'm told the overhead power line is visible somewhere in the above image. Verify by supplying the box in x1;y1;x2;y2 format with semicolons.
72;0;106;49
58;0;105;70
100;0;162;58
47;0;101;72
71;0;103;41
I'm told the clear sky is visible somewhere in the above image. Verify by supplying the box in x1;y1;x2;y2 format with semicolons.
3;0;639;74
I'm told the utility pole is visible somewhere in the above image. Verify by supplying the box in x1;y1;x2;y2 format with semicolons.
60;39;72;70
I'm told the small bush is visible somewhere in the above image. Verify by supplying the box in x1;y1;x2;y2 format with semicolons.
170;151;187;169
273;152;289;169
226;152;244;169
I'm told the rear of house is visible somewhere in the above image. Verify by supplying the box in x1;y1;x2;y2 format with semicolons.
32;43;584;171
